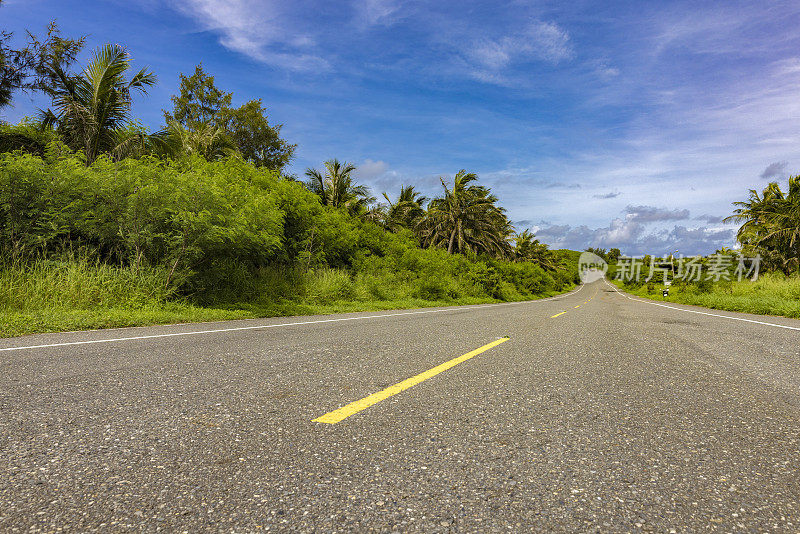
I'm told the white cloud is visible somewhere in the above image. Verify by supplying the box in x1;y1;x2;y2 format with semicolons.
169;2;574;86
604;217;643;245
772;57;800;76
351;159;426;195
589;59;620;80
170;0;328;71
356;0;402;27
625;205;690;223
593;191;620;199
695;214;726;224
536;218;736;256
465;20;574;82
524;20;574;63
523;15;800;232
470;40;512;70
353;159;389;181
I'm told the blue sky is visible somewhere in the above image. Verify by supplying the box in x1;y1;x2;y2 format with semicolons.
4;0;800;254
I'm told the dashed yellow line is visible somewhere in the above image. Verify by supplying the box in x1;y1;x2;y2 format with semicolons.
553;289;599;318
312;337;510;424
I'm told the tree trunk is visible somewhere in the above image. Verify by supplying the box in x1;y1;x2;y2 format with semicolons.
166;237;186;289
447;226;457;254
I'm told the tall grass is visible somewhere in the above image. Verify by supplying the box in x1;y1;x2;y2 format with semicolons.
0;257;250;337
616;272;800;318
306;268;356;303
0;258;175;310
198;265;503;309
0;258;577;337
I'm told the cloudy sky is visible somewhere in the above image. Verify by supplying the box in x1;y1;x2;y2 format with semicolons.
4;0;800;254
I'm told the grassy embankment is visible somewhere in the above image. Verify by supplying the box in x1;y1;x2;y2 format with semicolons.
0;153;579;338
0;256;578;338
609;272;800;319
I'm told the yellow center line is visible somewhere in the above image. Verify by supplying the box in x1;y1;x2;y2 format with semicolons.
312;337;510;424
583;290;599;305
559;289;599;316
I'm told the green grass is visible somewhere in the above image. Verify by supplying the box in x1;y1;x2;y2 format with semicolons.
0;260;575;338
611;272;800;319
0;259;250;337
0;306;250;338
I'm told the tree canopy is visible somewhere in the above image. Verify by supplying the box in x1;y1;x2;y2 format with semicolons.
305;159;376;216
381;185;428;232
0;21;84;110
162;64;295;170
728;177;800;274
163;65;232;129
422;170;513;257
42;43;156;164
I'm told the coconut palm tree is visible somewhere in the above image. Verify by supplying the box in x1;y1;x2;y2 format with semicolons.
159;121;236;161
305;159;376;216
421;170;513;257
42;43;156;164
728;176;800;273
382;185;428;232
514;229;558;270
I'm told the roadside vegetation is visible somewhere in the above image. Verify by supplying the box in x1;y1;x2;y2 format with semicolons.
0;25;579;337
601;173;800;320
728;176;800;274
583;170;800;320
611;273;800;319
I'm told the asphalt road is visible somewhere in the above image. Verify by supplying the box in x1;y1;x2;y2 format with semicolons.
2;279;800;532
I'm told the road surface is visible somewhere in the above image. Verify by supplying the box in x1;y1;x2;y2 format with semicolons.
1;279;799;532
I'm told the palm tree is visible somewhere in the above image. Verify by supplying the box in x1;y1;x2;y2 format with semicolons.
514;229;558;270
157;121;236;161
305;159;375;216
42;44;156;164
421;170;513;257
728;176;800;273
382;185;428;232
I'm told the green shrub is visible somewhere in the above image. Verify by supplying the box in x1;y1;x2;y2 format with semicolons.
413;274;452;301
352;272;396;301
695;278;713;293
0;151;579;336
496;280;522;301
306;268;354;303
0;121;62;158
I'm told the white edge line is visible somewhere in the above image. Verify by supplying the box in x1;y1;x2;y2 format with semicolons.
603;279;800;332
0;284;587;352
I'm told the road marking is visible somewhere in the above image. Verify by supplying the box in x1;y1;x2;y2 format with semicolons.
313;337;510;424
603;279;800;332
553;289;598;318
0;285;587;352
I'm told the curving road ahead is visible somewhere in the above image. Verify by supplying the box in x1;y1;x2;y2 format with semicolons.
1;279;800;532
